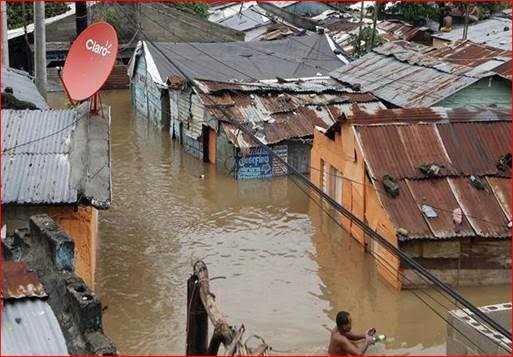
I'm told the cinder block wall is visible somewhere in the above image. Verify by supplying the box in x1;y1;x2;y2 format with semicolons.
447;302;512;355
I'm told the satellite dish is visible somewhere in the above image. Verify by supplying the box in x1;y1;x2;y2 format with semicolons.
62;22;118;102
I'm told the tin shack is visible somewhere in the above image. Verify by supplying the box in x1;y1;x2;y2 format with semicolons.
311;106;512;289
192;77;384;179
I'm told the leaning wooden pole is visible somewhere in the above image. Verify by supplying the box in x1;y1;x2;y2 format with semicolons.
193;261;235;350
188;260;270;356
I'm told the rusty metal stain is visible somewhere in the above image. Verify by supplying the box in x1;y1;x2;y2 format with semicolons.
197;79;383;148
487;177;512;220
437;121;512;178
405;179;475;239
377;181;432;240
429;41;511;68
3;261;46;300
448;177;510;238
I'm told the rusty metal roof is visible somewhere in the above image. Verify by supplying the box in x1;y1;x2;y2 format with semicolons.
377;20;431;42
428;41;511;79
330;41;510;108
3;261;46;300
195;78;385;148
352;108;512;240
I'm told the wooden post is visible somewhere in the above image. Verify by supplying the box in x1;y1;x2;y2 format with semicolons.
185;274;208;356
194;261;235;348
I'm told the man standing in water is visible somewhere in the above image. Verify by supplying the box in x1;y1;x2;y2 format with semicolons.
328;311;375;355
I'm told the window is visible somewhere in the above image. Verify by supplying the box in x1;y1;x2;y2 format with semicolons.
334;168;343;205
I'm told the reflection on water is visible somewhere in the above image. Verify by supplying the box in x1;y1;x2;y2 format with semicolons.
48;90;511;355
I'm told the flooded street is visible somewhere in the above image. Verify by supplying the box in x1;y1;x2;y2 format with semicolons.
49;90;511;355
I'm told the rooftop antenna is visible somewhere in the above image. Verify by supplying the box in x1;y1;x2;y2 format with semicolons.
61;22;118;116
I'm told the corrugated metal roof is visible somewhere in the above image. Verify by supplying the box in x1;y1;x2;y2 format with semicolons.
432;16;512;51
377;20;431;42
141;33;344;83
217;5;271;32
428;40;511;79
1;68;49;110
3;261;46;300
330;41;509;108
196;78;385;148
448;177;510;238
1;106;111;208
2;299;69;355
352;108;512;241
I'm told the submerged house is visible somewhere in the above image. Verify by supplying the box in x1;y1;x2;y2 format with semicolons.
330;40;512;108
191;78;384;179
127;33;346;149
311;106;511;289
2;103;111;288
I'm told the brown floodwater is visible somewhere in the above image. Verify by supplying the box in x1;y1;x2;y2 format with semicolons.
49;90;511;355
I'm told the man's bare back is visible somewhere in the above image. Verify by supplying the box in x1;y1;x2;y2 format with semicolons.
328;311;374;356
328;328;368;356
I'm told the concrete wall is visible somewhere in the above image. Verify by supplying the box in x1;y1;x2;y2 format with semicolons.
5;215;116;355
447;302;512;355
437;77;511;108
4;204;98;289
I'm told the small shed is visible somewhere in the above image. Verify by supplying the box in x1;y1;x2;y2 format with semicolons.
311;106;512;288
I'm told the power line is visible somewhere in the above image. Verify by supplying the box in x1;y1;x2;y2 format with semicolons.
114;4;512;343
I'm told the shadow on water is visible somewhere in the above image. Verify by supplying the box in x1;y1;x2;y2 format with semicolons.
48;90;511;355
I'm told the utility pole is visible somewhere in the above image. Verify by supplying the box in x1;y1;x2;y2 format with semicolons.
356;1;365;55
34;1;47;99
1;1;9;67
462;3;469;40
370;1;378;51
75;1;88;36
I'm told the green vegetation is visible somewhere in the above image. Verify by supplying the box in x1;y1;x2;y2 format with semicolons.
350;27;383;58
175;3;209;18
386;2;511;26
7;2;70;29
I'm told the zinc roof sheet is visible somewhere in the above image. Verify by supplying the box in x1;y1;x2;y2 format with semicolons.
1;299;68;355
405;179;475;239
330;41;507;107
3;261;46;300
432;16;512;51
353;108;512;240
448;177;510;238
197;78;385;148
145;33;344;83
1;106;111;207
1;68;49;110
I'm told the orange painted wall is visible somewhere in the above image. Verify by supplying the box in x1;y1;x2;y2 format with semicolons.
47;206;98;288
311;124;401;289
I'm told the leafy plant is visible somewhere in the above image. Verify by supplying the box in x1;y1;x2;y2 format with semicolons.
7;2;70;29
175;3;210;18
